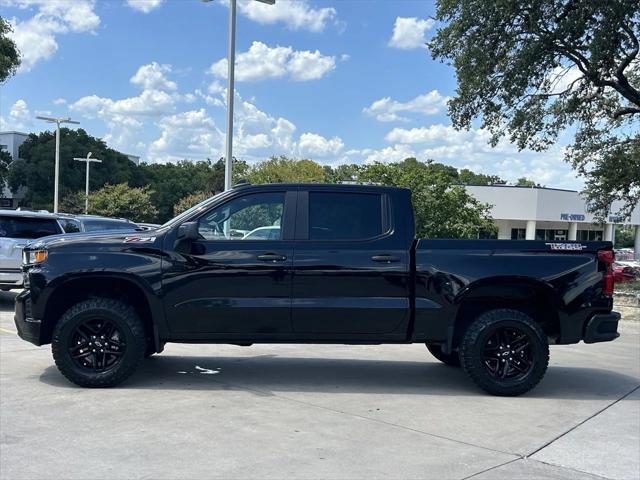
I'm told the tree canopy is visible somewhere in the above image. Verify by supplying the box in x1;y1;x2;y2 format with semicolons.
89;183;158;223
429;0;640;219
0;16;20;83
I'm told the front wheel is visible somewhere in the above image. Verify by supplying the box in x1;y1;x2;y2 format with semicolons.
52;298;146;388
459;309;549;396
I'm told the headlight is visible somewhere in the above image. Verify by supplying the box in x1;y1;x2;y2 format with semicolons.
24;249;48;265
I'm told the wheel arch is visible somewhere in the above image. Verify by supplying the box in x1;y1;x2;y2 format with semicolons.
448;277;561;351
40;273;163;349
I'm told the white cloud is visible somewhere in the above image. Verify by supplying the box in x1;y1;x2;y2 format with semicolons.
210;41;336;82
0;99;33;131
126;0;164;13
234;0;337;32
130;62;177;91
388;17;434;50
52;98;67;105
298;133;344;157
5;0;100;71
363;90;448;122
148;109;223;163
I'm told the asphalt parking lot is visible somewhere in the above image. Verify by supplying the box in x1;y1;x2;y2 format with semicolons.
1;291;638;480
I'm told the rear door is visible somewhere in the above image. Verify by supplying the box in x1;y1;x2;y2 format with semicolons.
291;188;411;337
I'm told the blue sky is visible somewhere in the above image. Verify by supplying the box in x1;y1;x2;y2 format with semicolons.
1;0;577;188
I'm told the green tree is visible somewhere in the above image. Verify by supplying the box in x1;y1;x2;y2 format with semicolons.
89;183;158;222
246;156;326;184
458;168;504;185
173;191;213;216
515;177;540;187
59;191;86;214
429;0;640;220
359;159;495;238
8;129;138;210
615;226;636;248
0;17;20;83
0;150;11;188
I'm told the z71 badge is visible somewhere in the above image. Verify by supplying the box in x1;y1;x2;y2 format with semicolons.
545;242;587;251
123;236;156;244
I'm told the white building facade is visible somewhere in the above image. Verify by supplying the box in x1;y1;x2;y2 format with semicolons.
466;185;640;255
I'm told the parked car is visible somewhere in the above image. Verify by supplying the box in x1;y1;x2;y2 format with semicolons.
56;214;139;233
613;262;637;283
243;225;280;240
0;210;64;290
15;183;619;396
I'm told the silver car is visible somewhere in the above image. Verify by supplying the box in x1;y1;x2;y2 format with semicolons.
0;210;64;290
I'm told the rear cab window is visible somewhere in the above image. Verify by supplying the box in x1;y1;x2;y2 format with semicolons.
0;216;62;239
308;192;387;241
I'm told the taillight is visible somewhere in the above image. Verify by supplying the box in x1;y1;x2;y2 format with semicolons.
598;249;615;297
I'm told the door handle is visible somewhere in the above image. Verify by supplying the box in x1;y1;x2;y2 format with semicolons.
257;253;287;262
371;254;400;263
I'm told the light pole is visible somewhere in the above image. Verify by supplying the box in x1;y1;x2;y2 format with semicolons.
73;152;102;214
203;0;275;190
36;116;80;213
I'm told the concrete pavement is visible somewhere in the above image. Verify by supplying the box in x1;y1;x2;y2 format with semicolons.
1;291;638;479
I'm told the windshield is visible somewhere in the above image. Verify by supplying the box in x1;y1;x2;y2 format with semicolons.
0;216;62;239
159;191;228;230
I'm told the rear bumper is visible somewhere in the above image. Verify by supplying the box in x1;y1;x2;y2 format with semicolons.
583;312;620;344
14;290;43;346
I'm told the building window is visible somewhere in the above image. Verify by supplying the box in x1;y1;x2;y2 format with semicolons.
0;198;11;208
536;229;568;241
511;228;526;240
577;230;603;241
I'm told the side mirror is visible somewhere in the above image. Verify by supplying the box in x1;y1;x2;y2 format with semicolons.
177;221;199;241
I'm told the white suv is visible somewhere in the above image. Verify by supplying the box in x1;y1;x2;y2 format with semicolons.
0;210;63;290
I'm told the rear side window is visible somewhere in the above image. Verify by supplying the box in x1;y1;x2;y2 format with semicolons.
0;216;62;239
83;220;135;232
309;192;384;240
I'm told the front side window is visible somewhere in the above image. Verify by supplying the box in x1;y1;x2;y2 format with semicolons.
198;192;284;241
309;192;384;241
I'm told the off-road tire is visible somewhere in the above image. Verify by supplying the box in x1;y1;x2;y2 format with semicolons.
460;309;549;396
426;343;460;366
52;298;146;388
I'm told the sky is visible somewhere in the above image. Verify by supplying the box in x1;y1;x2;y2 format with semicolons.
0;0;579;189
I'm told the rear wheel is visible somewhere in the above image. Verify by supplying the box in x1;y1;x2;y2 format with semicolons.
460;309;549;396
52;298;146;387
426;343;460;366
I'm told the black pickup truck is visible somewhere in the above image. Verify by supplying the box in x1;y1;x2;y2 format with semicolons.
15;183;620;395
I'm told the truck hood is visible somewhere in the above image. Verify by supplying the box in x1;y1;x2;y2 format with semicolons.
25;230;159;251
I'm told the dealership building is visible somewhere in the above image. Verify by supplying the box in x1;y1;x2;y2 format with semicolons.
466;185;640;254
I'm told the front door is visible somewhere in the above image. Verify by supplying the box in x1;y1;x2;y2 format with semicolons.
162;190;295;336
291;189;411;338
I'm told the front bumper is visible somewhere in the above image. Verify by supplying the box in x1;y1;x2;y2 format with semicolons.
0;268;23;289
14;290;43;346
583;311;621;344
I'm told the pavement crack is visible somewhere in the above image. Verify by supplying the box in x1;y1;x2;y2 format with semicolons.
460;458;521;480
525;383;640;459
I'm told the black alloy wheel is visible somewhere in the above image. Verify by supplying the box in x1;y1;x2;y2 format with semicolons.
481;326;534;380
68;318;127;372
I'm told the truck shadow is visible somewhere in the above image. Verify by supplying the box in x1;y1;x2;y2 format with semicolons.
39;354;639;400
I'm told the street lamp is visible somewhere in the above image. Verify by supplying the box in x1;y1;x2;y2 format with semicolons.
36;116;80;213
203;0;275;190
73;152;102;214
